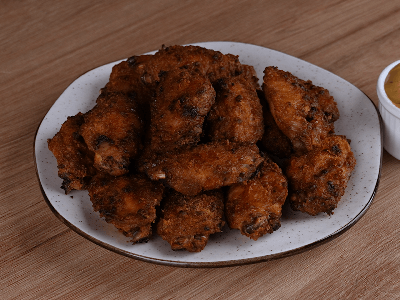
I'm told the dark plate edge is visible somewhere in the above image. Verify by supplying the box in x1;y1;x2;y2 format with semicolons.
33;42;383;268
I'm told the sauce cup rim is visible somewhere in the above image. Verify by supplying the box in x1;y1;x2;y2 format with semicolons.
377;60;400;118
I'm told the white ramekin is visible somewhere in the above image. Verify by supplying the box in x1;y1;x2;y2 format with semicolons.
377;60;400;160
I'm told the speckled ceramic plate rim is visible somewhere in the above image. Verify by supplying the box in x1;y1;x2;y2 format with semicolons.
34;41;383;268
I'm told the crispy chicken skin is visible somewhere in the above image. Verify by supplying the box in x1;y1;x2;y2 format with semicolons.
88;173;164;243
226;157;288;240
242;64;261;90
140;141;264;196
157;190;225;252
258;90;293;158
263;66;339;154
48;113;96;194
144;66;216;154
80;93;144;176
103;54;154;99
103;45;243;111
206;75;264;143
286;135;356;215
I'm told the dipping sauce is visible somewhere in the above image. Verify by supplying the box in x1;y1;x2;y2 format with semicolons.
385;63;400;107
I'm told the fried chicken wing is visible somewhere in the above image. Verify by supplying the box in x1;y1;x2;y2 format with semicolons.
88;173;164;243
157;190;225;252
140;141;264;196
103;45;244;112
225;157;288;240
47;113;96;194
129;45;244;85
286;135;356;215
206;75;264;143
80;93;144;176
144;66;216;154
263;66;339;154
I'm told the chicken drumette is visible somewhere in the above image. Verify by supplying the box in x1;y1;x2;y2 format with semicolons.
157;190;225;252
263;66;339;154
80;92;144;176
140;141;264;196
88;172;164;243
143;65;216;155
206;74;264;144
226;157;288;240
286;135;356;215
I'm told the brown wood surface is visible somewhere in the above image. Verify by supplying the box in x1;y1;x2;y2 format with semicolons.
1;0;399;299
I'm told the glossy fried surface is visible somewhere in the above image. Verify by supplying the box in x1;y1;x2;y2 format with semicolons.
47;113;96;194
226;157;288;240
140;141;264;196
80;93;144;176
258;91;292;158
144;66;216;154
88;173;164;243
286;135;356;215
263;66;339;154
157;190;225;252
103;45;243;111
206;75;264;143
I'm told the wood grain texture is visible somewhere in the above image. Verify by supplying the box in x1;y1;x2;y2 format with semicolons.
1;0;399;299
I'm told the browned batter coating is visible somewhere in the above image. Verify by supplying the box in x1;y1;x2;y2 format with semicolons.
258;90;293;158
144;66;216;155
103;45;244;112
48;113;96;194
286;135;356;216
225;157;288;240
88;172;164;243
242;64;261;90
157;190;225;252
140;141;264;196
206;75;264;143
263;66;339;154
102;54;154;99
80;93;144;176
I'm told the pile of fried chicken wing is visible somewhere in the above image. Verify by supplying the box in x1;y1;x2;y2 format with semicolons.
48;45;356;252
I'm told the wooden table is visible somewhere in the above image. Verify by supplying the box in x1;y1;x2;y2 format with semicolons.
2;1;399;299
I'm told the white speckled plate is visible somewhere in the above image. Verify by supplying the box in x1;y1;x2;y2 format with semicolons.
34;42;382;267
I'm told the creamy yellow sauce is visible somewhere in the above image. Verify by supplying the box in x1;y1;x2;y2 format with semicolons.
385;63;400;108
